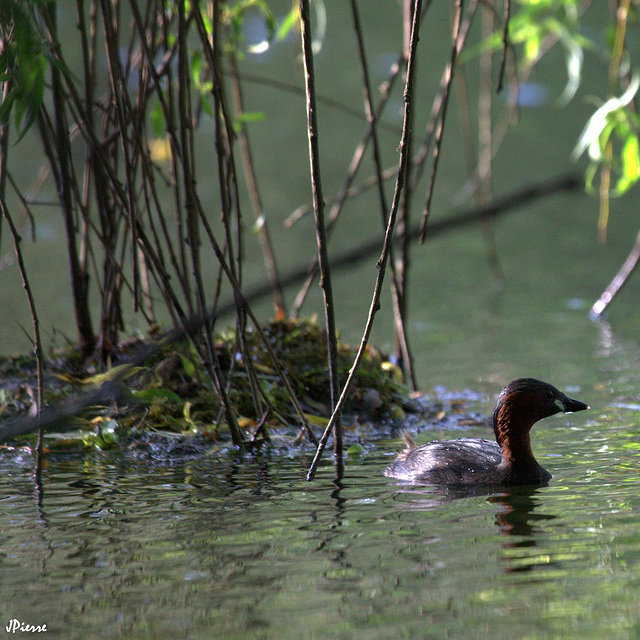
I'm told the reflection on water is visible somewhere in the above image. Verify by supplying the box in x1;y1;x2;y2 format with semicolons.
2;403;640;640
490;488;555;541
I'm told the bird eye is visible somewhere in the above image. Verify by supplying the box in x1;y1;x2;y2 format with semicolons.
545;389;554;400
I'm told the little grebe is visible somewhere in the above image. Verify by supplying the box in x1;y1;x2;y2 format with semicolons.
384;378;589;486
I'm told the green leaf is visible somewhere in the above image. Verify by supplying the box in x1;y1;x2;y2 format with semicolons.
573;74;640;162
191;51;213;95
199;94;215;118
556;33;583;105
0;90;16;125
233;110;266;132
133;387;183;404
276;6;299;42
347;444;364;458
150;100;166;138
190;50;203;88
615;134;640;195
178;352;198;378
14;52;46;142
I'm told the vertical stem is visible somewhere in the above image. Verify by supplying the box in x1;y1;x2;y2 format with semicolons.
289;53;405;322
299;0;343;467
419;0;465;240
395;0;416;376
40;2;96;356
228;53;286;318
350;0;418;390
98;0;138;352
184;1;245;450
307;0;424;481
0;93;45;470
477;4;504;287
496;0;510;93
0;83;7;272
598;0;631;244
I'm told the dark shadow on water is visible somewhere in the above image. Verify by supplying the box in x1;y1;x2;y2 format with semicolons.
385;478;549;505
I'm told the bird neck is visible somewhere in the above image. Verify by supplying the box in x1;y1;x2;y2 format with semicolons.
498;431;536;466
493;400;537;466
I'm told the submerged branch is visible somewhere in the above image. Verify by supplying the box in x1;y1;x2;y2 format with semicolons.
0;382;130;442
0;172;580;445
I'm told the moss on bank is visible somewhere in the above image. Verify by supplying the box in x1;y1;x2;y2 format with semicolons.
0;319;432;454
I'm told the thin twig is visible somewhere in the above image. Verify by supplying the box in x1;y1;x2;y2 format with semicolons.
289;51;405;319
0;82;44;471
185;2;247;450
496;0;511;93
228;52;286;318
299;0;343;467
350;0;418;390
590;229;640;320
0;204;45;469
232;71;403;136
38;3;96;356
306;0;425;482
419;0;467;241
409;1;477;195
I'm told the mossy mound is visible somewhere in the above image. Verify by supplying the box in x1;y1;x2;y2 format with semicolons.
118;319;416;442
0;319;428;453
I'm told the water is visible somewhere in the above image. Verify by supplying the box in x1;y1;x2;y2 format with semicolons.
5;321;639;639
2;377;640;640
1;331;640;640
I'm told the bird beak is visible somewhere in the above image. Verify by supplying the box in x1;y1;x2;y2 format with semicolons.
556;396;590;413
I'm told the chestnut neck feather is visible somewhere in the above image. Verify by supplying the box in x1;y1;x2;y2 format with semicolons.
493;391;539;465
